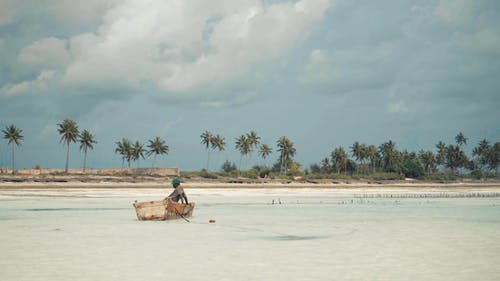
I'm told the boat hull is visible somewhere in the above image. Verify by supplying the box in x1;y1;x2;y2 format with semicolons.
133;198;195;221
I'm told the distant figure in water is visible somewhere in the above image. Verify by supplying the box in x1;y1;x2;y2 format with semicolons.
167;177;188;204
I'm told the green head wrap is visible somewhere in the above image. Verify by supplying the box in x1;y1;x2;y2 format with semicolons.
171;177;181;185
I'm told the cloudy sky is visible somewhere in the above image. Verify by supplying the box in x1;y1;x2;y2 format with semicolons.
1;0;499;171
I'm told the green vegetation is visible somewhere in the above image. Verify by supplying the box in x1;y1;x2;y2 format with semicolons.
235;134;251;173
2;125;24;174
1;121;499;182
147;137;169;168
79;129;97;172
304;132;500;180
277;136;296;174
200;130;214;171
131;141;146;167
115;138;132;168
57;118;79;173
212;134;226;169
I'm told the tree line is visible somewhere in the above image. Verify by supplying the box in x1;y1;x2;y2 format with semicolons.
2;119;98;174
1;118;170;174
200;130;297;175
2;121;500;178
309;132;499;178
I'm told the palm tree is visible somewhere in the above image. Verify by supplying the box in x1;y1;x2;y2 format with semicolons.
258;144;272;167
351;141;361;160
418;150;435;175
351;142;363;174
331;146;347;174
212;134;226;151
115;138;132;168
147;137;169;168
472;139;490;170
488;142;500;174
320;158;330;174
366;145;378;173
132;141;146;168
79;129;97;173
435;141;447;169
246;130;260;165
359;143;368;174
379;140;399;172
211;134;226;169
2;125;23;174
57;118;79;173
455;132;467;147
200;130;213;171
277;136;296;174
235;134;251;173
445;144;468;175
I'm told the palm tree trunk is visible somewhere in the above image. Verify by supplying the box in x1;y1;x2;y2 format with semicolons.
65;142;70;173
83;148;87;173
216;151;221;171
238;155;243;177
286;157;289;174
11;144;15;175
206;149;211;172
279;151;284;174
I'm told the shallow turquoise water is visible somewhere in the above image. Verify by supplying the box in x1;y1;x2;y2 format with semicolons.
0;189;499;281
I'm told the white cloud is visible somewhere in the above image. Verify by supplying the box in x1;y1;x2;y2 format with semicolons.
3;0;331;102
299;49;334;85
48;0;119;24
44;0;331;102
1;70;56;97
435;0;500;54
388;102;409;113
310;49;327;63
19;37;70;68
298;43;396;90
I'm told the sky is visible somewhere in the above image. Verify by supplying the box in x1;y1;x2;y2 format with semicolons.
1;0;499;171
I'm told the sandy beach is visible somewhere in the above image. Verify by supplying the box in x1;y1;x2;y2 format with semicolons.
1;174;499;199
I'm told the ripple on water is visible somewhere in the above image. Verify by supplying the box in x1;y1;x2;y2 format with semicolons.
24;207;128;212
266;235;329;241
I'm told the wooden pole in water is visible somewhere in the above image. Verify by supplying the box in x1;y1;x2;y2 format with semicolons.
175;210;190;223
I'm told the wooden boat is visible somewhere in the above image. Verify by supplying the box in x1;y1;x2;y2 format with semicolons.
133;198;195;221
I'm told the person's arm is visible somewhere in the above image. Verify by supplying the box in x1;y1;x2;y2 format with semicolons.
168;189;178;198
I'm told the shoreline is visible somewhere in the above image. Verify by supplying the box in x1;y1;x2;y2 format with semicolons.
1;175;499;198
1;173;500;191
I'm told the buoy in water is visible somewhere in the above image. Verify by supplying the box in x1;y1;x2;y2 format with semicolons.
209;219;216;223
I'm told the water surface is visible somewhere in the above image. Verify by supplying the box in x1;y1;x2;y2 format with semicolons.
1;188;499;281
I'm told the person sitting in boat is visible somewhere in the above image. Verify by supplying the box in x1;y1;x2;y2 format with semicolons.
167;177;188;204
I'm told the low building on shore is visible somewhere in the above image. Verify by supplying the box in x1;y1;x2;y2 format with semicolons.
0;167;180;177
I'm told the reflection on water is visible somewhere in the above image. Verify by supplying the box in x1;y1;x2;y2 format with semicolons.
267;235;329;241
25;207;128;212
0;189;499;281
